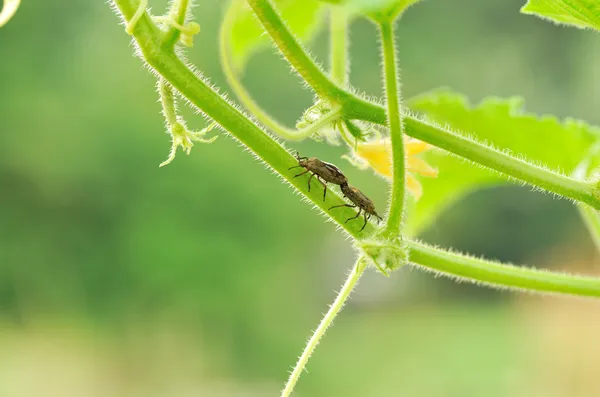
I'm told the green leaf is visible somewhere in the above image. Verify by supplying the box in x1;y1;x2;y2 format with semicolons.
319;0;421;21
225;0;326;73
406;89;600;235
520;0;600;31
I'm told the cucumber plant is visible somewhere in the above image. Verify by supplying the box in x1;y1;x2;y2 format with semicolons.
4;0;600;395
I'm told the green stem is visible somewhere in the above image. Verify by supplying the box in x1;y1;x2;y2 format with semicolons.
243;0;600;209
245;0;345;100
403;118;600;208
219;6;341;141
282;257;367;397
158;78;178;126
379;21;405;238
329;7;349;87
408;240;600;298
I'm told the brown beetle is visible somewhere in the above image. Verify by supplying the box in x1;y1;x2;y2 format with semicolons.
330;183;383;231
289;153;348;200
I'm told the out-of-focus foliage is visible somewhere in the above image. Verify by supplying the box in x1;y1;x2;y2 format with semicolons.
521;0;600;31
405;89;600;235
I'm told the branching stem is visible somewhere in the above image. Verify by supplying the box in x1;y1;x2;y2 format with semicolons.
243;0;600;209
112;0;600;314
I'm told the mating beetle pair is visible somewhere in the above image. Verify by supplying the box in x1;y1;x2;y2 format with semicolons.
289;153;383;231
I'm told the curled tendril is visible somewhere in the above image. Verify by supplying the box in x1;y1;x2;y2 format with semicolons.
125;0;148;35
0;0;21;28
154;15;201;47
160;121;218;167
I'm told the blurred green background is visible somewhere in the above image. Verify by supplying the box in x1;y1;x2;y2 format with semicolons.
2;0;600;396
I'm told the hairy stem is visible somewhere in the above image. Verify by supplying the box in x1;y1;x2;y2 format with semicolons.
408;241;600;297
329;7;349;86
245;0;344;99
403;118;600;207
158;78;178;125
282;257;367;397
379;21;405;238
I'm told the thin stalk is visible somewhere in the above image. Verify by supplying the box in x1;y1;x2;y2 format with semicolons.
329;7;349;86
379;21;405;238
282;257;367;397
245;0;344;99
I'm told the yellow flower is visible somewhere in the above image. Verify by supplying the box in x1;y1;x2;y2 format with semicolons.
351;137;438;200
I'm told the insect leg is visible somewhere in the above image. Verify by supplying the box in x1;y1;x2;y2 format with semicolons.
329;204;355;210
345;208;362;224
360;212;370;231
307;173;316;192
288;165;304;171
293;170;310;178
317;177;327;200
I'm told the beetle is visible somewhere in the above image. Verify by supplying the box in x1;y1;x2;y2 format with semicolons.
329;183;383;231
289;153;348;200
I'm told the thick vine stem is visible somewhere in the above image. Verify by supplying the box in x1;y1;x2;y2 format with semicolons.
113;0;377;235
112;0;600;298
282;257;367;397
378;21;405;238
244;0;600;210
